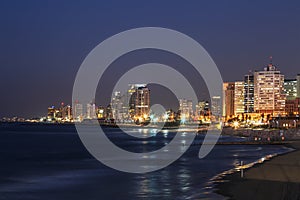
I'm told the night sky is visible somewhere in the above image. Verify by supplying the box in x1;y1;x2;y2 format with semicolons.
1;0;300;118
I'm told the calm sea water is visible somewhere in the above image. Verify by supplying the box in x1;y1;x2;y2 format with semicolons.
0;123;292;200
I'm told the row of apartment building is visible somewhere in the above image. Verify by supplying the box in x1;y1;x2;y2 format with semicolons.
223;61;300;119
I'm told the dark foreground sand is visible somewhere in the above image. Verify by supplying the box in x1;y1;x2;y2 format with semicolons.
216;141;300;200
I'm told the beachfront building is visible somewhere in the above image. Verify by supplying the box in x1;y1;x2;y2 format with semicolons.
234;81;245;116
297;74;300;98
179;99;193;121
284;79;297;100
244;73;255;113
254;62;286;116
196;101;210;122
73;101;83;122
128;84;147;119
211;96;222;120
128;84;150;122
223;82;235;118
86;102;97;119
111;91;129;122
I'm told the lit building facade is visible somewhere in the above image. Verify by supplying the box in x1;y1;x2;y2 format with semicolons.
234;81;245;115
254;63;286;115
111;91;126;121
196;101;210;117
297;74;300;98
211;96;222;120
128;84;150;121
284;79;297;100
128;84;147;119
47;106;56;120
73;102;83;121
223;82;235;117
179;99;193;120
244;74;255;113
285;98;300;115
86;102;97;119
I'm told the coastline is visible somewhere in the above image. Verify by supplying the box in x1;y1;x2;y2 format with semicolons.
215;140;300;200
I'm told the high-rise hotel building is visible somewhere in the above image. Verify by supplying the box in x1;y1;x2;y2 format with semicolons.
254;63;285;115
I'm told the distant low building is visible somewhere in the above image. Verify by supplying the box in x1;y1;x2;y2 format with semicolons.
285;98;300;116
270;116;300;129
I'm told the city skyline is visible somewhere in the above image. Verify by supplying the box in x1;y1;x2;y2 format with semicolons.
6;60;298;129
2;62;299;120
2;1;300;118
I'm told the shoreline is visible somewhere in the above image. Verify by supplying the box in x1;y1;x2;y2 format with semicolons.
214;140;300;200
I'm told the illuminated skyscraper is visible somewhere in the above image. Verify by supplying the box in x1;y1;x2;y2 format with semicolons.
223;82;235;117
135;86;150;118
86;102;96;119
196;101;210;117
111;91;126;121
60;104;72;121
73;101;83;121
47;106;56;120
284;79;297;100
128;84;150;121
244;73;255;113
234;81;245;115
179;99;193;120
128;84;147;119
254;62;285;115
211;96;222;120
297;74;300;98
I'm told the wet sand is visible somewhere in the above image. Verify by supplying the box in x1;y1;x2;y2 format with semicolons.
216;140;300;200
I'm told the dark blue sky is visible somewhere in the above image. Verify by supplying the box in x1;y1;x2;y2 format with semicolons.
1;0;300;118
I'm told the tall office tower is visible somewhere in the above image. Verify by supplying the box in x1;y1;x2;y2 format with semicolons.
59;103;72;121
128;85;150;120
135;86;150;118
73;101;83;121
223;82;235;117
234;81;245;115
66;105;72;121
244;73;255;113
47;106;56;120
297;74;300;98
128;84;147;118
179;99;193;120
284;79;297;100
254;62;286;115
111;91;124;121
86;102;96;119
196;101;210;117
211;96;222;120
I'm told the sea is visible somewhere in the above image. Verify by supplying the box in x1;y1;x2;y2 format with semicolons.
0;123;293;200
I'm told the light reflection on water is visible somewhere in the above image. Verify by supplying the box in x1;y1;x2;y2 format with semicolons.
0;125;294;200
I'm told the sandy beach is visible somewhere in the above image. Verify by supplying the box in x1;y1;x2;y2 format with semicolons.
216;140;300;200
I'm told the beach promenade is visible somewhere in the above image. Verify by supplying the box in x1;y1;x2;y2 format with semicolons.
217;140;300;200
